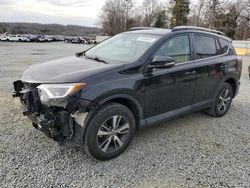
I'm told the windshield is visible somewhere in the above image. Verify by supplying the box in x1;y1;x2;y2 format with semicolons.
85;33;161;64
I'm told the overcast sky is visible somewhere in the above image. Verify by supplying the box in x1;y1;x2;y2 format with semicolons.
0;0;196;27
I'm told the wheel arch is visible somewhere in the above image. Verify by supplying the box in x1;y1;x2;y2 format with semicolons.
80;94;144;147
97;94;144;129
224;77;237;98
216;74;238;99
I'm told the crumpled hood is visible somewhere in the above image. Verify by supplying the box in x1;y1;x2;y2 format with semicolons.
21;56;121;83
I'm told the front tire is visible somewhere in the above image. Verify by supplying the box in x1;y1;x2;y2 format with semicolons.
207;83;233;117
84;103;135;160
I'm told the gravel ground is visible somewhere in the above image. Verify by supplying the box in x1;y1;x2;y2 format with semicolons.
0;42;249;188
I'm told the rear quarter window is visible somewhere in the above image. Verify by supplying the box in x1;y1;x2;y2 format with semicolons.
218;38;229;54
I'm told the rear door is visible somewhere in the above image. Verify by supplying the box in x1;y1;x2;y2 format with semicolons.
191;33;230;105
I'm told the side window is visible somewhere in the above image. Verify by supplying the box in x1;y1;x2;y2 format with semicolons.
218;38;229;54
194;34;217;59
155;35;191;63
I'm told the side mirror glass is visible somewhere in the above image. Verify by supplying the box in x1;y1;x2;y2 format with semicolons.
149;55;175;69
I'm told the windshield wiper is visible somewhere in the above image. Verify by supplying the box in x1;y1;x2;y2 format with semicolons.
84;54;108;64
78;52;108;64
75;51;85;57
93;57;108;64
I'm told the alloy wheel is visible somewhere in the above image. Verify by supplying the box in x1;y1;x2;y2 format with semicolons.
217;88;231;113
96;115;130;153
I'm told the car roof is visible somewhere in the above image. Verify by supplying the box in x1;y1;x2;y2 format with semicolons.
126;26;231;41
126;27;171;35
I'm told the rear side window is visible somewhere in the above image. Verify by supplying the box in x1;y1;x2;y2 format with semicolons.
218;38;229;54
194;34;217;59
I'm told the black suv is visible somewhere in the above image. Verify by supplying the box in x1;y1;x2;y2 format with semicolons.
13;26;242;160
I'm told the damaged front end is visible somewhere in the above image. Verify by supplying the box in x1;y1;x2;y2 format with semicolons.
13;80;95;145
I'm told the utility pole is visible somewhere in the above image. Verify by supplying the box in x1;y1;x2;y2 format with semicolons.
124;0;133;31
125;0;128;31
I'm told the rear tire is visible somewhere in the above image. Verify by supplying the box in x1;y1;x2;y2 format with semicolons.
84;103;135;160
207;83;233;117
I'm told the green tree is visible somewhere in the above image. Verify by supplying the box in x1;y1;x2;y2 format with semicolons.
214;5;239;39
154;10;166;28
170;0;190;27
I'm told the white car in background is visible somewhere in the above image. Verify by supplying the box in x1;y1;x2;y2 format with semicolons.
0;35;8;41
8;35;30;42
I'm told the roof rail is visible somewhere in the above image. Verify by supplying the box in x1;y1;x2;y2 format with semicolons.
129;27;158;31
172;26;225;36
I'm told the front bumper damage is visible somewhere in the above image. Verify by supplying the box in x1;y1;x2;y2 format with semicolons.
13;80;94;145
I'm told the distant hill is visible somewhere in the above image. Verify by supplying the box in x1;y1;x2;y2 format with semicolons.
0;22;101;36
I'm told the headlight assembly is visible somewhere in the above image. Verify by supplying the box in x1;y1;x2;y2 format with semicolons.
37;83;86;107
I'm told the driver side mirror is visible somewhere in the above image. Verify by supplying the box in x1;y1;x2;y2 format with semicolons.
148;55;175;69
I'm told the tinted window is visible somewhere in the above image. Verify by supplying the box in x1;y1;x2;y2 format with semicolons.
156;35;191;63
194;35;217;59
218;38;229;54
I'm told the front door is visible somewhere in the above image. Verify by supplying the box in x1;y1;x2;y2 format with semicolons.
142;34;197;121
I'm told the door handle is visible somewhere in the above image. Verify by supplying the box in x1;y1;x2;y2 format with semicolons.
185;71;196;75
220;64;228;68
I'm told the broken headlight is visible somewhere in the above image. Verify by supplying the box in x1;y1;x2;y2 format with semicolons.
37;83;86;107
